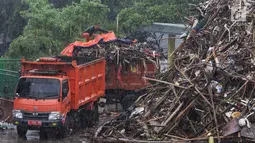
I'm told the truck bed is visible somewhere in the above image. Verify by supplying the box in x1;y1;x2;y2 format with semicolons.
106;61;157;91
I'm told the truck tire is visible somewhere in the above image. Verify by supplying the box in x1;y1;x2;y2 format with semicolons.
121;94;137;110
79;102;99;128
39;129;48;140
17;126;27;137
85;110;96;127
94;102;99;122
87;107;99;127
85;102;99;127
57;115;71;138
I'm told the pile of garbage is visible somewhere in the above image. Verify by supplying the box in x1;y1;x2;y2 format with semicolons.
74;40;161;67
70;39;162;81
60;32;163;71
94;0;255;142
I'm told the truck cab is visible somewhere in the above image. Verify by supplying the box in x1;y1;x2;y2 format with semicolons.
13;73;72;137
13;57;105;138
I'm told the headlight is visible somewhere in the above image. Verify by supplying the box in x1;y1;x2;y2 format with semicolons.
12;110;23;119
48;112;61;120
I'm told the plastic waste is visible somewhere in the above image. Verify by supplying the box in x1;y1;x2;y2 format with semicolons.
211;80;223;93
130;107;145;118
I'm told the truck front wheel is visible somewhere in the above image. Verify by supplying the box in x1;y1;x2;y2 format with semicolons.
17;126;27;137
57;115;72;138
39;129;48;140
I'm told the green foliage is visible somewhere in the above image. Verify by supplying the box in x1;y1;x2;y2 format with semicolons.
6;0;109;60
101;0;135;20
118;0;202;34
49;0;81;8
4;0;203;59
0;0;27;39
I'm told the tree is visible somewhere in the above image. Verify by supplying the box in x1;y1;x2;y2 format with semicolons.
118;0;202;34
49;0;81;8
6;0;109;60
0;0;27;39
101;0;135;21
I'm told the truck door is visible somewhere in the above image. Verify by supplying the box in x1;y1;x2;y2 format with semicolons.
62;79;71;113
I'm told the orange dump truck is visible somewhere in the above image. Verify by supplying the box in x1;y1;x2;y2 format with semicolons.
13;56;105;137
60;32;160;110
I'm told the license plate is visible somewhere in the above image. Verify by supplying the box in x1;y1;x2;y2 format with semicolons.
28;120;42;126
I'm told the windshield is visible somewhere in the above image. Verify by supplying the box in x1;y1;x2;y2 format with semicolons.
16;78;60;99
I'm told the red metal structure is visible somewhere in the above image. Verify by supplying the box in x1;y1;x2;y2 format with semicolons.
13;56;105;137
105;60;159;110
106;62;157;90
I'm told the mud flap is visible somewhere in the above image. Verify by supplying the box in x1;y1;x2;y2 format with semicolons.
98;98;106;114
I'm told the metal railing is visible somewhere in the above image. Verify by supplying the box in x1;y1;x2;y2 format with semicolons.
0;59;20;99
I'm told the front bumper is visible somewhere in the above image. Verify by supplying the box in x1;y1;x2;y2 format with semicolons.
13;118;63;129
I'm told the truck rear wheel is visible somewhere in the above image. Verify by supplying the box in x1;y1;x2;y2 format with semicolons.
94;101;99;122
85;110;95;127
17;126;27;137
121;94;137;110
80;102;99;128
86;102;99;127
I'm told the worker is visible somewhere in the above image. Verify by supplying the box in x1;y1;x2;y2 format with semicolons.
180;16;198;40
82;24;109;42
181;13;210;40
191;14;210;33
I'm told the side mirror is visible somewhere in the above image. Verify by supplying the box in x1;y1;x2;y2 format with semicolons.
63;89;68;97
16;93;20;99
58;96;61;102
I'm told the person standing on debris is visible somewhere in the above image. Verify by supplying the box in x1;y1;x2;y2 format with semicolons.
191;14;210;33
180;16;199;40
82;24;109;42
181;13;210;40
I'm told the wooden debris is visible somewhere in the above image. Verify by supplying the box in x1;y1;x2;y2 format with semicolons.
94;0;255;142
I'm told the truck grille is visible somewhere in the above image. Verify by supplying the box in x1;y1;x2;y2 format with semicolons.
22;111;49;120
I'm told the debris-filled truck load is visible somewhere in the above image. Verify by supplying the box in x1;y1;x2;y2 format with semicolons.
94;0;255;142
61;32;161;110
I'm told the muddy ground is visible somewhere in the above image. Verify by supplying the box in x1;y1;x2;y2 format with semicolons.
0;104;122;143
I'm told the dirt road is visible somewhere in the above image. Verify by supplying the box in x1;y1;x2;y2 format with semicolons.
0;104;121;143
